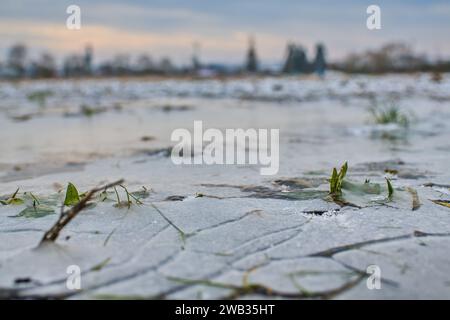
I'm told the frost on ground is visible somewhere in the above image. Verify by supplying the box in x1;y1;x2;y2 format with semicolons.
0;73;450;299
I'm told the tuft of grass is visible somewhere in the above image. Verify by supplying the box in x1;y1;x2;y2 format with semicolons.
327;163;397;207
99;185;150;204
27;90;53;107
369;103;410;128
329;162;348;195
112;185;144;208
80;104;106;117
80;104;97;117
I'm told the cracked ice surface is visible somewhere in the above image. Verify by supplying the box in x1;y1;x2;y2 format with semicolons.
0;73;450;299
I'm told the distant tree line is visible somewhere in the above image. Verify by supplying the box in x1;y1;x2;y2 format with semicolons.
0;41;447;79
330;43;450;74
282;43;326;76
0;39;328;79
0;43;182;79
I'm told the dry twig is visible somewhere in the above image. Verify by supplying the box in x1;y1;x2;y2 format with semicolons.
40;179;124;244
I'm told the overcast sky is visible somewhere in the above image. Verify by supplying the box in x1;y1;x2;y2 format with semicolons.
1;0;450;65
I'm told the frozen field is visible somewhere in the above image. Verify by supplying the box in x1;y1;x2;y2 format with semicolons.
0;73;450;299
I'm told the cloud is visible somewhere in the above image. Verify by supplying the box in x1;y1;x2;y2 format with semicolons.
0;20;283;63
0;1;449;63
84;2;219;32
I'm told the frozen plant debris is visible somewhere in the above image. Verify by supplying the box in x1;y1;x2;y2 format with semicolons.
13;205;55;218
431;200;450;209
40;179;124;243
386;178;394;200
0;188;24;205
327;162;402;208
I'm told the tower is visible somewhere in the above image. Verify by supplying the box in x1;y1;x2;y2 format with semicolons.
245;36;258;73
84;44;93;75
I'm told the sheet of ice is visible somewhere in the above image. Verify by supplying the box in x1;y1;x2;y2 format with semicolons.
0;73;449;299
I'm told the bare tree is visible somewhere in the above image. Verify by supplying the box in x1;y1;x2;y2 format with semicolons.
63;54;84;77
135;54;154;74
159;56;174;74
32;52;57;78
112;54;130;75
7;43;27;77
